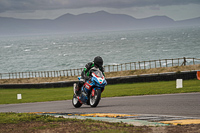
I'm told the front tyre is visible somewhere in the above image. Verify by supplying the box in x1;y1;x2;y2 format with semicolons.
90;89;101;107
72;94;82;108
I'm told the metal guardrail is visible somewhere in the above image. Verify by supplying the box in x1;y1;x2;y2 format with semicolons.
0;57;200;79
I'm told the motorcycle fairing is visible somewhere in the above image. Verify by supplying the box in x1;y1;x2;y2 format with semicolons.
84;82;92;90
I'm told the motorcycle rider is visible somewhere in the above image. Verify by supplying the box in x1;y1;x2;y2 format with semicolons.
75;56;104;95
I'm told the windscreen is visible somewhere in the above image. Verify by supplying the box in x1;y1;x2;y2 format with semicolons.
93;70;104;78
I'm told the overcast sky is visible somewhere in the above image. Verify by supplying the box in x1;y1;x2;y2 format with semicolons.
0;0;200;21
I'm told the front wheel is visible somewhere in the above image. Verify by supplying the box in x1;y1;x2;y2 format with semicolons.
72;94;82;108
90;89;101;107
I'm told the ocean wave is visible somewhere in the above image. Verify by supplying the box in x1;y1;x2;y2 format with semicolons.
120;37;127;40
24;49;31;52
4;45;12;48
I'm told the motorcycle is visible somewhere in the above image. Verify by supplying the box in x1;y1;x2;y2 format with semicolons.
72;68;107;108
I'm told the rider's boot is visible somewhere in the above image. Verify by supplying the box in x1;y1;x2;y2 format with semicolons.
75;85;81;95
75;80;84;95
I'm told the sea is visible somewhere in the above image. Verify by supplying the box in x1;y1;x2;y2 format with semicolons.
0;26;200;73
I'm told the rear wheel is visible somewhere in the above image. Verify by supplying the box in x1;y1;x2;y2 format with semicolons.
90;89;101;107
72;94;82;108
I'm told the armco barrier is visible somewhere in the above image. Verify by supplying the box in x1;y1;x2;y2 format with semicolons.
106;71;197;84
0;71;198;89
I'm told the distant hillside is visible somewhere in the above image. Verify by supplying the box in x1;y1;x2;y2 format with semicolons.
176;17;200;26
0;11;200;35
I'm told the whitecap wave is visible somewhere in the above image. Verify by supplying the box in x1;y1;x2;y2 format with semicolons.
121;38;127;40
63;54;68;56
24;49;31;52
4;45;12;48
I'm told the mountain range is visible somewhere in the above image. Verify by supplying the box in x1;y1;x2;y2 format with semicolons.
0;11;200;35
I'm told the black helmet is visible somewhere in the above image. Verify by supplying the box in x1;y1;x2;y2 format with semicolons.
94;56;103;67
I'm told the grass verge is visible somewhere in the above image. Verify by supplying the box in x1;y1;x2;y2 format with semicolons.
1;113;200;133
0;79;200;104
0;112;144;133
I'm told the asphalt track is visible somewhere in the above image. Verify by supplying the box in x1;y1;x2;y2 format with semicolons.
0;92;200;117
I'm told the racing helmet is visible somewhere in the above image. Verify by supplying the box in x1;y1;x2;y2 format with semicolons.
94;56;103;67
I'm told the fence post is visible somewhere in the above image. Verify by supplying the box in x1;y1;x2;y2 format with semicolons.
57;71;59;77
139;62;141;69
70;69;72;76
159;60;162;67
178;58;179;66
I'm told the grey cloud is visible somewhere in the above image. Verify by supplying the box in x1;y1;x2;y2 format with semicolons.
0;0;200;13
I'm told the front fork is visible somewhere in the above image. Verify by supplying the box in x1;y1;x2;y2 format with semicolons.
92;89;95;96
91;87;104;96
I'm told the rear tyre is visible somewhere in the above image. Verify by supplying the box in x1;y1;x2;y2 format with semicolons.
72;94;82;108
90;89;101;107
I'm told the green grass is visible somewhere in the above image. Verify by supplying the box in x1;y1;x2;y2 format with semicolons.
0;112;76;124
0;79;200;104
0;87;72;104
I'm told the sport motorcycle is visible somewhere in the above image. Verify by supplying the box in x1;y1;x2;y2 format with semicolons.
72;68;107;108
